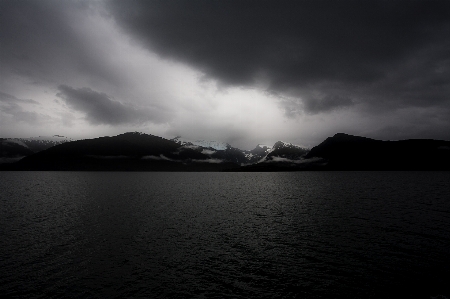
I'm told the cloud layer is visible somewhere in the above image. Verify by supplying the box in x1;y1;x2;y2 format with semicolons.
0;91;41;124
56;85;167;125
1;0;449;146
109;0;450;114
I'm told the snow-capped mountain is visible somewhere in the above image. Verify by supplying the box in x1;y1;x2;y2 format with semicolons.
172;136;278;165
252;144;272;155
242;144;272;164
2;132;240;171
171;136;229;150
1;132;311;168
3;131;449;171
171;136;310;165
0;135;73;163
6;135;73;152
171;136;248;164
259;141;309;163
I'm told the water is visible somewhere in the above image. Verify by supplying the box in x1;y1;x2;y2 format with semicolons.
0;171;449;298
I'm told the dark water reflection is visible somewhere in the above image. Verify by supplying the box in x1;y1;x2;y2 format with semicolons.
1;171;449;298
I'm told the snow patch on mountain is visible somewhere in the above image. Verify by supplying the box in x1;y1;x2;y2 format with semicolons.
272;141;307;150
253;141;309;163
5;135;73;152
172;136;229;150
24;135;72;142
10;135;72;143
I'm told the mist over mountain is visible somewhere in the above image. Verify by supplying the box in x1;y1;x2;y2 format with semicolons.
1;132;449;171
0;135;72;163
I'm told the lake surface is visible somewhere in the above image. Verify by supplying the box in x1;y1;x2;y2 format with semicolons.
1;171;449;298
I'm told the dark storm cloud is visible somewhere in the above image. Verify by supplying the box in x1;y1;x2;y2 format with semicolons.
108;0;450;113
56;85;167;125
0;1;119;86
303;95;354;114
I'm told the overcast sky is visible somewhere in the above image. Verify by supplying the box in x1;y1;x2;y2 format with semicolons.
1;0;449;149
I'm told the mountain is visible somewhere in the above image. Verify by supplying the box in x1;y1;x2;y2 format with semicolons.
0;135;72;163
173;138;309;166
2;132;449;171
1;132;312;171
0;138;35;163
2;132;240;171
304;133;450;170
171;136;297;165
236;144;270;164
265;141;309;161
250;144;272;156
235;133;450;171
236;141;318;171
171;136;249;165
171;136;229;150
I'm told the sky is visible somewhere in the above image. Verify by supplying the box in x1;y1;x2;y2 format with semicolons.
1;0;449;149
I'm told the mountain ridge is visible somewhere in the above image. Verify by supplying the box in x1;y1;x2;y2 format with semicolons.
303;133;450;170
0;135;72;163
1;132;449;171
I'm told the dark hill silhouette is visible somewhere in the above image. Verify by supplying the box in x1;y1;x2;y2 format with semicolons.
305;133;450;170
250;144;270;156
0;138;34;162
4;132;239;171
0;138;34;156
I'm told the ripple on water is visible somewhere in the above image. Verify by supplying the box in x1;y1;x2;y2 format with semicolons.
0;171;450;298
